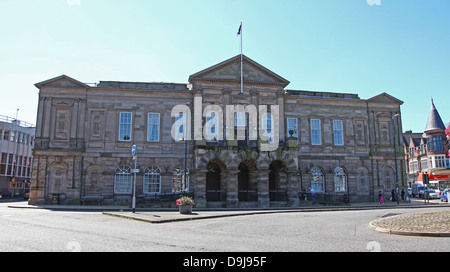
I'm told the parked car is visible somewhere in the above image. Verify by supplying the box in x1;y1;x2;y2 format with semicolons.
441;189;450;202
427;190;439;199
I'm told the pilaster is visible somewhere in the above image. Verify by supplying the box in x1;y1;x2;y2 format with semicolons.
226;170;239;208
257;169;270;208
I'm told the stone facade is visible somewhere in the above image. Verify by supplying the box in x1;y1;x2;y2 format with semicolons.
29;55;406;207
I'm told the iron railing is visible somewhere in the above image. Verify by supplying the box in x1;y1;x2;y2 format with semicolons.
299;192;349;204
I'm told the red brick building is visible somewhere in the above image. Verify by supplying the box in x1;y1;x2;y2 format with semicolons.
403;100;450;194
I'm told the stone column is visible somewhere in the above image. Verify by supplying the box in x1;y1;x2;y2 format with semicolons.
70;99;79;140
248;171;258;202
277;90;285;141
42;97;52;140
220;171;227;201
194;169;207;208
226;169;239;208
287;171;300;207
29;155;48;205
77;99;86;149
257;169;270;208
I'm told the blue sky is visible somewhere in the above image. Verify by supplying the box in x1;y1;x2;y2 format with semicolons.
1;0;449;132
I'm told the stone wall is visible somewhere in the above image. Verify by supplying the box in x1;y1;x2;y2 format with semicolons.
29;57;405;206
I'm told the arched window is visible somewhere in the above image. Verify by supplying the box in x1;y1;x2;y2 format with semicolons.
174;113;187;142
383;167;394;191
144;166;161;194
234;112;248;146
205;111;219;142
172;168;187;193
357;167;369;191
311;167;324;192
114;165;132;194
261;113;274;143
334;167;347;192
49;166;66;194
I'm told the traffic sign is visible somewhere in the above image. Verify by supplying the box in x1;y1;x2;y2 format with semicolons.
130;169;140;174
131;145;136;156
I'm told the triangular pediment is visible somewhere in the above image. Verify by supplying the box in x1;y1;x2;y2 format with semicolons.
368;92;403;105
35;75;90;89
189;55;290;87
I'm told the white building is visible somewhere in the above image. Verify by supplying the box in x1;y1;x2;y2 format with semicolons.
0;115;35;198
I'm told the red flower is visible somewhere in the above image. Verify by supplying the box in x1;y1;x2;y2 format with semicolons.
176;196;194;206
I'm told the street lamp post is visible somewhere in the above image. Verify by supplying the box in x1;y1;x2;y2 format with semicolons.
131;144;137;213
184;133;188;192
392;113;400;205
184;102;190;192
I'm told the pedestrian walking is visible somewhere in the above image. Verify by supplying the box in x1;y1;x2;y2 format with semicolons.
378;191;383;205
401;189;405;203
311;187;316;203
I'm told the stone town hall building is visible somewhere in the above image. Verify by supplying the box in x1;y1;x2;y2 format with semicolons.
29;55;405;207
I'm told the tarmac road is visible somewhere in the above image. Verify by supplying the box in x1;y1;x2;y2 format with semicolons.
1;201;450;252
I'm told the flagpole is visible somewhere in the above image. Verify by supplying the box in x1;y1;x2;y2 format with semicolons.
239;22;243;95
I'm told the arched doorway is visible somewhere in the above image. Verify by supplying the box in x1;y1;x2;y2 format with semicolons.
237;160;257;203
269;160;286;201
206;163;221;201
238;163;249;201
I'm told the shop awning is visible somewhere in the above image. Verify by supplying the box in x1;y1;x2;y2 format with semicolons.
418;172;450;182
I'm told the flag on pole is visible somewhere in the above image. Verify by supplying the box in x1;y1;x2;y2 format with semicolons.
238;22;243;95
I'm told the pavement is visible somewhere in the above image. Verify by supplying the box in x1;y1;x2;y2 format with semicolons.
5;197;450;237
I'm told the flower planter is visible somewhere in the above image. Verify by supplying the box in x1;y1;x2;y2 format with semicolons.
179;204;193;214
176;196;194;214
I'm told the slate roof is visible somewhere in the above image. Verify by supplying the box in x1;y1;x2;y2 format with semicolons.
425;99;446;132
402;132;423;147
